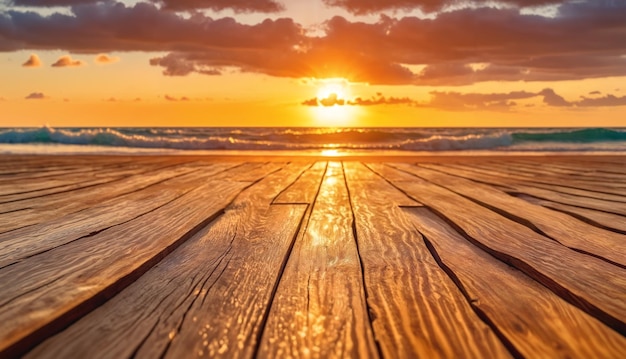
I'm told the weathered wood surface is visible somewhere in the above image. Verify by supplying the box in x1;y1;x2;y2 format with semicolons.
391;163;626;267
344;162;510;359
0;155;623;359
27;162;310;359
377;164;626;333
259;162;378;358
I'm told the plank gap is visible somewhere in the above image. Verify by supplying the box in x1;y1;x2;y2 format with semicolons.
411;208;524;359
340;162;384;359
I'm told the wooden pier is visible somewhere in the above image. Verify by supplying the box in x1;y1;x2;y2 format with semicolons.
0;155;625;358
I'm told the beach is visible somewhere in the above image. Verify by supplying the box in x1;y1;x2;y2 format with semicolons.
0;153;624;358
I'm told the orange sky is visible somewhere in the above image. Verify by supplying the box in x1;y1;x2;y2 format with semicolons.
1;0;625;127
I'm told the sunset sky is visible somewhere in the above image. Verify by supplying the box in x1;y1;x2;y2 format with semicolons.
1;0;625;127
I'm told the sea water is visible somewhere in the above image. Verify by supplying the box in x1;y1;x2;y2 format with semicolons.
1;127;626;156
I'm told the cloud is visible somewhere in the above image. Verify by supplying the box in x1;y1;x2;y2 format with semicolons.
589;91;601;95
575;94;626;107
22;53;42;67
303;88;626;110
164;94;190;101
538;88;572;107
153;0;285;12
95;54;119;64
25;92;46;99
10;0;285;12
302;92;417;107
323;1;566;14
1;2;625;85
150;53;221;76
427;89;626;110
51;55;84;67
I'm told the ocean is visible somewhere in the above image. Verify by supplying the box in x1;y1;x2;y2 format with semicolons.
1;127;626;156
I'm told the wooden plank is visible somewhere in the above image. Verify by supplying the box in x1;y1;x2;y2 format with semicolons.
517;194;626;234
0;164;247;268
421;163;626;214
438;162;626;202
258;162;378;358
0;174;132;204
404;207;626;358
392;163;626;267
0;179;252;357
344;162;420;207
372;164;626;334
24;162;311;359
506;159;626;182
0;162;238;233
274;161;326;203
469;162;626;194
343;162;510;358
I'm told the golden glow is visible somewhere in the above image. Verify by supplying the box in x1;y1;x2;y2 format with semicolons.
310;79;359;126
310;105;359;126
317;83;346;101
321;149;340;157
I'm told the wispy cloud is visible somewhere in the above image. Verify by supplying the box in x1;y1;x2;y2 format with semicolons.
164;94;190;101
25;92;46;99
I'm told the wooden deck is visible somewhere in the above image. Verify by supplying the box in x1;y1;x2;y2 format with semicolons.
0;155;625;358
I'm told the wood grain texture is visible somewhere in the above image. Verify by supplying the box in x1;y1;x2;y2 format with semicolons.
344;162;420;207
393;163;626;267
274;161;326;203
374;164;626;334
420;163;626;215
0;162;239;233
404;207;626;358
344;162;510;359
517;194;626;233
468;162;626;195
25;162;310;359
0;164;243;268
0;155;623;358
0;179;250;357
424;162;626;203
258;162;378;358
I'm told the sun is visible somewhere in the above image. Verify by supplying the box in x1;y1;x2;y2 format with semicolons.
317;83;347;102
307;78;360;127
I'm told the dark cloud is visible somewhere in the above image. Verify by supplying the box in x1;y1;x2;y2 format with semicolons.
303;88;626;110
51;55;84;67
539;88;571;107
1;1;625;85
302;92;417;107
21;53;41;67
323;0;566;14
149;53;221;76
588;91;601;95
153;0;284;12
11;0;97;6
10;0;284;12
25;92;46;99
320;93;345;106
575;94;626;107
0;3;304;52
427;90;537;110
349;93;416;106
